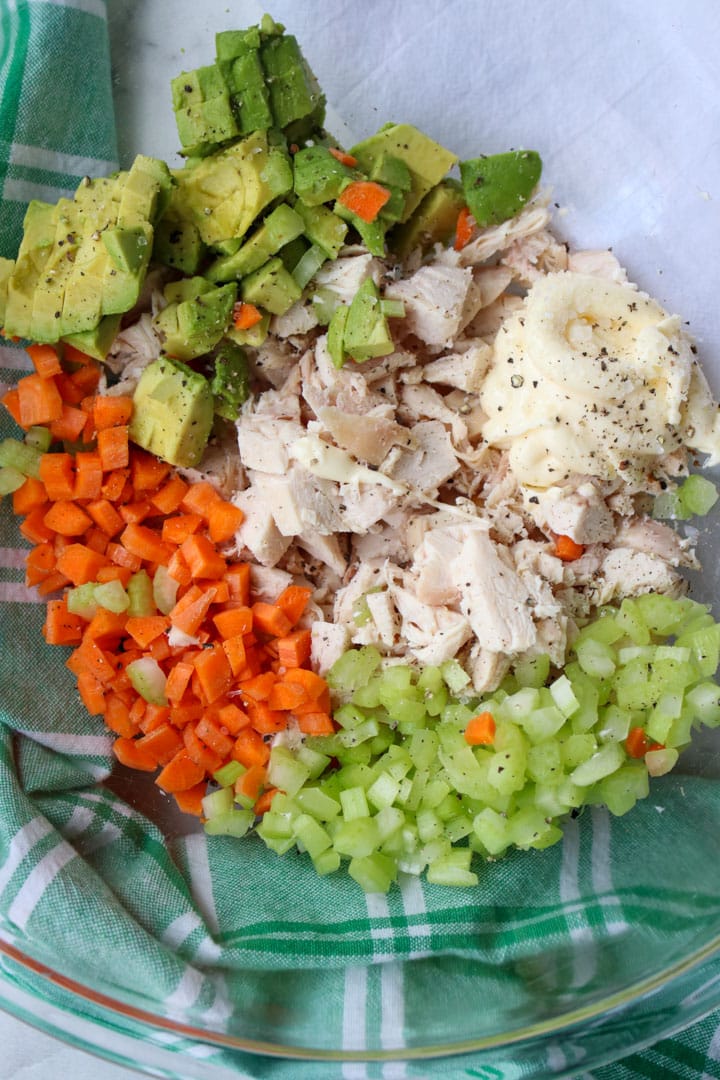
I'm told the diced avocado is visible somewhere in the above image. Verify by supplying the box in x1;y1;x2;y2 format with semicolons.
334;202;387;257
117;156;173;228
369;154;412;191
172;64;239;155
216;27;262;60
4;200;57;340
391;178;466;258
350;123;457;221
260;33;325;130
293;145;356;206
292;244;327;289
294;201;348;259
173;131;293;247
206;203;304;282
62;314;122;360
210;340;250;420
62;253;106;334
343;277;394;363
226;312;270;348
0;258;15;326
73;175;121;230
153;280;237;361
153;212;206;274
241;256;302;315
130;356;214;467
102;223;153;274
378;186;407;224
278;236;308;273
327;302;349;368
215;29;273;135
459;150;542;227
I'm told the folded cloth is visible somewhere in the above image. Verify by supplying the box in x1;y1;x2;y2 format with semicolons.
0;3;718;1078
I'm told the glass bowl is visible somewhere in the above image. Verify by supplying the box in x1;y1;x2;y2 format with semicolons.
0;2;718;1077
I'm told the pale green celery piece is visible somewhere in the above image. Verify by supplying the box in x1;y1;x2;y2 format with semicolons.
592;763;649;816
24;426;53;452
440;702;476;728
438;745;489;799
668;708;695;747
351;679;384;709
127;656;167;705
518;705;566;744
532;783;577;818
202;787;234;819
549;675;580;718
420;837;451;866
260;835;297;855
498;687;540;723
678;624;720;678
417;665;443;693
338;718;380;747
333;817;380;858
340;786;370;822
617;646;655;665
574;614;624;648
678;473;719;516
420;777;452;810
94;579;130;614
327;646;382;691
213;760;245;787
562;732;597;768
597;704;632;743
294;786;341;821
444;814;474;843
509;806;554;849
296;744;331;778
401;769;429;813
348;853;396;893
152;564;179;615
425;685;449;717
0;438;42;477
395;777;413;805
570;741;625;786
293;814;332;858
0;466;25;495
617;598;652;645
312;849;341;876
435;791;463;823
334;703;369;730
390;697;427;725
375;805;405;842
205;809;254;838
437;722;467;753
292;244;326;289
633;593;690;635
416;808;443;843
652;490;686;521
408;728;440;771
257;810;295;841
369;729;396;756
337;742;373;765
526;742;563;784
67;583;99;620
685;681;720;726
513;654;551;688
473;807;511;856
426;849;478;888
267;745;311;796
127;569;155;618
366;772;400;811
576;637;617;679
336;762;375;790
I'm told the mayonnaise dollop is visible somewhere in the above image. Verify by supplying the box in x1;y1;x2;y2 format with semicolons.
479;271;720;488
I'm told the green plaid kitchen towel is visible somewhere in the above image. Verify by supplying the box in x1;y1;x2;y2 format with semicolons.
0;3;719;1078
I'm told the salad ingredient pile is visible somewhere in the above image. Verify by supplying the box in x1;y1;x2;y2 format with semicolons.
1;14;719;892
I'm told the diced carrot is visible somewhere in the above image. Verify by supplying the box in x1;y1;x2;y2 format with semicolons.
25;542;56;585
151;475;189;515
148;634;172;663
104;694;137;738
464;711;496;746
39;453;75;500
124;615;169;649
77;670;106;716
199;578;229;603
328;146;358;168
76;637;117;684
268;681;308;711
139;703;171;734
236;762;266;802
1;388;24;427
84;527;109;555
337;180;391;222
12;475;47;515
180;534;226;580
121;522;174;566
73;451;103;500
43;598;85;646
129;447;171;491
114;736;158;772
101;469;129;502
212;606;253;640
68;362;101;396
222;634;247;677
194;644;233;705
85;498;125;538
19;506;54;545
136;723;184;766
119;499;154;525
626;726;651;759
167;548;192;587
173;781;207;816
106;541;142;573
95;565;133;587
247;700;287;734
49;403;88;442
232;301;263;331
84;607;127;645
224;563;250;603
180;481;222;519
252;602;292;639
196;715;235;759
232;727;270;768
169;702;204;728
294;685;331;716
165;661;195;705
43;500;93;537
93;395;133;431
53;372;86;407
183;725;223;774
238;671;277;702
26;344;63;378
454;205;475;251
296;711;335;736
17;372;63;427
169;585;216;637
555;534;586;562
215;703;250;735
156;749;206;792
36;569;70;597
97;426;129;471
276;628;312;669
56;543;109;585
207;500;244;544
162;513;203;545
62;343;96;367
280;666;327;701
254;787;279;815
275;585;312;627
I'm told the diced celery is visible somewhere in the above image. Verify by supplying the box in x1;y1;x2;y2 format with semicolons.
499;687;540;722
351;680;383;708
400;769;428;813
213;760;245;787
426;848;478;888
440;703;476;728
613;658;652;711
294;786;341;820
24;426;52;452
296;744;331;778
340;786;370;821
685;681;720;726
575;638;617;679
574;613;624;647
562;733;597;768
336;763;375;790
678;625;720;679
375;805;405;843
667;708;695;747
518;705;566;743
420;778;451;810
333;817;380;858
366;771;400;811
202;787;234;819
592;763;649;816
645;747;679;777
334;703;369;730
312;849;341;876
257;809;295;841
292;244;327;288
616;598;651;645
389;697;428;725
440;659;471;694
293;814;332;858
444;813;474;843
425;685;448;717
633;593;689;635
205;809;254;837
597;704;632;743
152;565;178;615
678;473;719;517
127;569;156;617
526;741;563;784
337;718;380;747
0;438;42;477
260;835;297;855
509;806;554;849
472;807;511;856
570;741;625;786
438;745;490;799
348;853;396;893
0;466;25;495
408;728;439;771
513;653;551;689
267;745;311;796
127;656;167;705
416;807;443;843
66;582;99;620
94;579;130;614
378;297;406;318
327;646;382;691
549;675;580;718
652;489;685;521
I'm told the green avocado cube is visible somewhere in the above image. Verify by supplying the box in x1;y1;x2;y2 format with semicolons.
153;213;206;274
117;156;173;228
3;200;56;339
369;154;412;191
378;186;407;224
391;179;466;258
343;277;394;363
294;201;348;259
172;65;227;110
154;281;237;360
228;51;273;134
278;236;308;273
459;150;542;227
293;146;356;206
210;340;250;420
62;314;122;360
0;258;15;326
226;312;270;348
216;27;261;60
241;256;302;315
164;276;217;304
102;223;153;274
130;356;214;468
260;34;324;130
334;202;387;257
351;123;457;222
327;302;349;368
206;203;304;282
